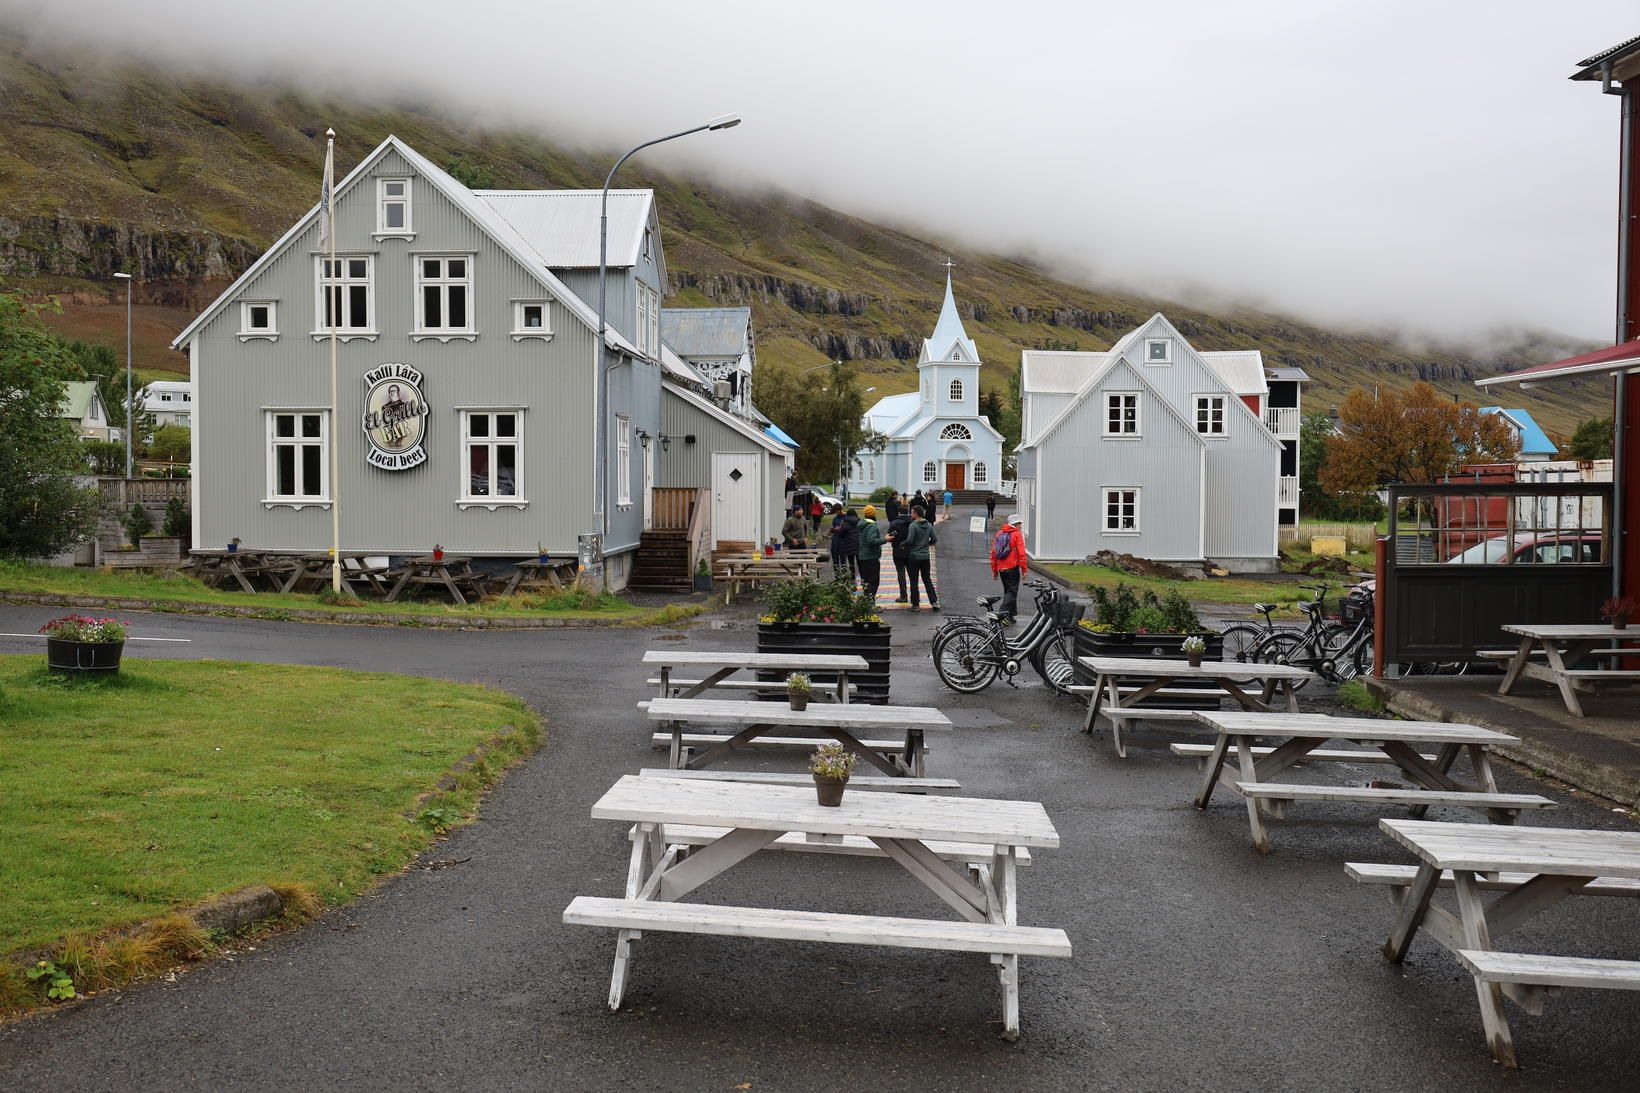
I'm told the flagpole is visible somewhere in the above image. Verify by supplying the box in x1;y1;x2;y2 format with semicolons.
325;128;342;593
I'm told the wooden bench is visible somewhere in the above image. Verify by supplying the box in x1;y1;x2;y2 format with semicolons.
563;897;1072;959
1236;782;1555;823
1456;949;1640;999
1172;743;1438;766
1345;862;1640;897
650;732;926;755
1070;685;1230;699
637;767;959;793
647;677;858;699
629;823;1031;865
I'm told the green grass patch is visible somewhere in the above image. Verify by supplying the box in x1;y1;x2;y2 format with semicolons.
1042;563;1310;608
0;655;539;960
0;560;657;623
1335;679;1386;714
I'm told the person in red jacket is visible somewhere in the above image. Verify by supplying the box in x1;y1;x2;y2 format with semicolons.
989;514;1029;624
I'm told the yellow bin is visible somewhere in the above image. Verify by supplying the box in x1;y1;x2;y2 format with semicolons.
1311;536;1347;557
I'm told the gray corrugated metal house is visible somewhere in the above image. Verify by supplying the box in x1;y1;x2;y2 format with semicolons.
1016;314;1292;572
171;134;782;590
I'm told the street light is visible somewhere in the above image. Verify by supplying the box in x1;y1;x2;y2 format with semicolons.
112;272;134;478
592;113;741;589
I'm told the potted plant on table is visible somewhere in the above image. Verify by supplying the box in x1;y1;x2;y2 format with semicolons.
227;536;241;554
1181;635;1207;668
786;672;813;711
1602;595;1638;630
809;741;858;807
40;615;129;676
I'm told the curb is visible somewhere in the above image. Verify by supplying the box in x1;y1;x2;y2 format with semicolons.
0;591;708;630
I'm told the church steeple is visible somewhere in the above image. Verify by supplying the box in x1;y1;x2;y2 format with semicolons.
924;262;979;364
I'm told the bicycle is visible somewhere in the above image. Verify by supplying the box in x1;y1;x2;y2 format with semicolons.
1217;584;1338;678
931;579;1083;695
1253;581;1374;684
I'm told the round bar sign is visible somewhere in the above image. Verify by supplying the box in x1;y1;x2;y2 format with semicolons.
361;363;429;470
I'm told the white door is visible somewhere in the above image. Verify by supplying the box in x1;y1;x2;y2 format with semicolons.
712;452;760;545
643;444;655;530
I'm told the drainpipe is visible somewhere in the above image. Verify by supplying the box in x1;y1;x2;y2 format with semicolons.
1614;67;1631;599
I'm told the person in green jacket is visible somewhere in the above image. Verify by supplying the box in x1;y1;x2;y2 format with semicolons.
903;505;940;611
855;504;885;598
780;505;809;548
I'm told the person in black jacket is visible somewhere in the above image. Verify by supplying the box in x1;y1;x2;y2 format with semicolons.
833;508;861;579
885;491;901;523
887;509;913;602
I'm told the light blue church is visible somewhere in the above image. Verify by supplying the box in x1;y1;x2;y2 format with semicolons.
854;272;1004;497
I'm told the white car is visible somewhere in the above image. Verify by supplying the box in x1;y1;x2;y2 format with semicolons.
796;485;844;509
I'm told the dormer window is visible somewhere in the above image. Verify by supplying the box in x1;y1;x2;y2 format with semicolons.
951;346;962;361
1145;338;1171;365
377;178;412;236
643;227;653;261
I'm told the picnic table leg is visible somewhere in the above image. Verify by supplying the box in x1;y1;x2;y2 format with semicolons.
826;729;908;779
1281;679;1298;713
657;666;672;700
278;562;306;594
1081;673;1105;734
1541;641;1585;716
1452;870;1519;1069
680;666;737;699
609;824;656;1011
1496;636;1535;696
1381;860;1440;963
1105;674;1127;757
1193;733;1232;809
228;559;258;594
1466;744;1499;793
385;566;415;602
836;669;850;705
503;568;524;596
438;566;468;605
1235;737;1272;853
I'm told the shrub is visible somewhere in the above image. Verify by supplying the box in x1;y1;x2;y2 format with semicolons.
162;497;188;537
84;439;126;475
1084;582;1206;634
39;615;128;642
760;575;880;625
124;502;153;547
867;487;896;503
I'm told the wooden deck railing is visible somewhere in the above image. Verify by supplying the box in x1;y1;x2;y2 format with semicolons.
98;477;190;506
651;487;698;530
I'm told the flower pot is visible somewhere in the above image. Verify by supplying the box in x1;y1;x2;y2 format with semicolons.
432;550;445;562
538;554;550;565
788;691;810;711
1187;652;1204;668
693;573;714;592
1614;616;1629;631
226;543;238;554
814;775;847;807
46;638;124;675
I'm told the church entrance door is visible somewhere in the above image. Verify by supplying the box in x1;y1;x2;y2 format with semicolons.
944;462;966;491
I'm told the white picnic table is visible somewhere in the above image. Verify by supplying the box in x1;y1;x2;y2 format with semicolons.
720;553;822;603
642;649;866;703
561;774;1071;1039
643;696;950;778
1497;622;1640;716
1351;819;1640;1069
1188;712;1556;852
1076;655;1315;758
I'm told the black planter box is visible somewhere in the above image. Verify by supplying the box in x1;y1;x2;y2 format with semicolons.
756;622;891;704
1071;629;1223;709
46;639;125;675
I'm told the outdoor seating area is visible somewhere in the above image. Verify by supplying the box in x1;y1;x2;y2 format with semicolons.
182;549;579;604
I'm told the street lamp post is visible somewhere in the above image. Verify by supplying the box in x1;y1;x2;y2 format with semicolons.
592;113;741;590
113;272;134;478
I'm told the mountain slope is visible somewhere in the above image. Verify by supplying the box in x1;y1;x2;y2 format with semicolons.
0;33;1610;436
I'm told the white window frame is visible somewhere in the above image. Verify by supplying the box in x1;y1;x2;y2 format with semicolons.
939;422;974;441
616;414;632;507
312;255;377;341
457;408;526;509
376;178;413;238
1144;338;1172;365
1103;487;1140;533
1194;394;1227;437
922;460;938;483
649;286;660;359
238;300;279;342
511;299;553;341
643;226;654;261
636;288;649;356
948;378;964;402
973;460;988;484
263;409;330;509
1104;391;1141;437
413;254;476;341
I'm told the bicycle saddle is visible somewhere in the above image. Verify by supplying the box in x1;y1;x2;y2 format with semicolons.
1253;602;1277;613
1297;599;1320;612
976;595;1002;608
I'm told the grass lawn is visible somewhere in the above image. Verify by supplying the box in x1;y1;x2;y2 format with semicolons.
1043;563;1314;607
0;655;539;959
0;560;685;625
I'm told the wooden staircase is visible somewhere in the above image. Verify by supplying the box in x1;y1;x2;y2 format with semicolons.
628;529;692;593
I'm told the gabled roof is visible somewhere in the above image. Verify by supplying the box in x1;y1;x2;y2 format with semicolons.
1265;365;1311;383
862;391;922;435
1477;336;1640;387
476;189;659;277
59;381;98;421
145;380;191;394
924;273;978;363
172;136;608;350
1020;350;1103;395
1480;407;1558;457
660;307;752;359
763;421;800;449
1573;36;1640;79
1199;351;1268;396
662;380;791;456
1019;353;1205;451
659;342;709;389
905;414;1005;443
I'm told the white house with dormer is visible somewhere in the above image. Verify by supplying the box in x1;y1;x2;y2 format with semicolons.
854;273;1004;497
1016;313;1300;572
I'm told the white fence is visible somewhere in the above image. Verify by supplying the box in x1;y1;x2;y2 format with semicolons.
1264;406;1300;437
1277;475;1300;507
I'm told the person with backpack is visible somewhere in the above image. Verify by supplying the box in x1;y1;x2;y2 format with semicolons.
887;506;913;602
903;505;939;611
856;504;884;598
990;514;1029;624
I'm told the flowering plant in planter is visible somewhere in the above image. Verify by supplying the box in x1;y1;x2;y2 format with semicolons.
40;615;129;674
1181;635;1207;666
759;576;881;626
809;741;858;806
1078;584;1210;635
39;615;128;643
1601;595;1638;629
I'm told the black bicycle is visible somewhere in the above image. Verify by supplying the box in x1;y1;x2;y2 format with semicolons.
1254;581;1374;684
931;580;1083;695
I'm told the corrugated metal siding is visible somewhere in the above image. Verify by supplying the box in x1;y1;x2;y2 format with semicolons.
193;147;612;556
658;389;783;544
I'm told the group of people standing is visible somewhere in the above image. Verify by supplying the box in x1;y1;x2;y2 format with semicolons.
780;492;942;611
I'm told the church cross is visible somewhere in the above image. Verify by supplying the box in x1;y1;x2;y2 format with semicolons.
943;257;954;275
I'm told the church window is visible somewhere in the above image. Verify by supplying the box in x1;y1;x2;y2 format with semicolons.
948;378;964;402
951;347;962;361
939;423;973;441
922;460;937;483
973;461;988;484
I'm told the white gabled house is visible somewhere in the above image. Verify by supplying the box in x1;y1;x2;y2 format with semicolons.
1015;314;1296;573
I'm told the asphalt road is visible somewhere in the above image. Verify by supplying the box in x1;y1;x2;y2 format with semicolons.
3;517;1638;1091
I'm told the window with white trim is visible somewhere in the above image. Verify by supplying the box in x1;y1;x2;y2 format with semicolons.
1103;488;1139;532
636;287;649;356
316;256;374;332
416;256;472;334
616;414;632;506
239;300;278;339
378;178;411;235
922;460;938;483
649;287;660;356
973;461;988;484
948;378;964;402
939;422;973;441
512;300;551;340
266;411;329;503
643;227;653;261
1145;338;1171;364
461;411;520;501
1194;394;1226;436
1104;392;1140;436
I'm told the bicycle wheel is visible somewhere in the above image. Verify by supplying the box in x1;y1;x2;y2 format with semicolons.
1349;635;1374;680
933;623;1000;693
1254;632;1312;692
1218;623;1266;684
1031;630;1077;697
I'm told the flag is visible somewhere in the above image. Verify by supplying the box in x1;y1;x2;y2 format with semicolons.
317;130;335;252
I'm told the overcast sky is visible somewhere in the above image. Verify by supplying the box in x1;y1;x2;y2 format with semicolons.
8;0;1636;342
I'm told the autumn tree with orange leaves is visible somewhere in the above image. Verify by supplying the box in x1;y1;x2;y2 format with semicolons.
1319;382;1519;497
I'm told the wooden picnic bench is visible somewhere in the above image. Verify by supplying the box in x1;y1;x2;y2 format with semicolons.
186;548;278;593
1074;656;1315;758
642;650;865;703
1351;818;1640;1068
500;558;578;596
384;555;488;604
274;551;392;596
562;774;1070;1039
643;697;950;777
1496;622;1640;716
1191;712;1556;852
